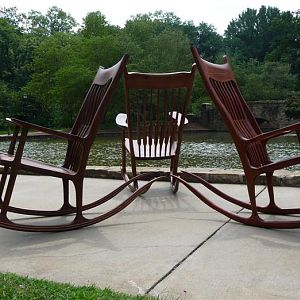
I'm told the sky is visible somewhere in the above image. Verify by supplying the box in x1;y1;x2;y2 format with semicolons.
1;0;299;34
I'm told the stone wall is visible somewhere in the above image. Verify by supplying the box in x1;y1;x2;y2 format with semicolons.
198;100;299;131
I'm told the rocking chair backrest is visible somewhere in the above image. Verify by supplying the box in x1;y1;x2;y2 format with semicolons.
191;46;270;168
64;55;128;171
124;66;196;158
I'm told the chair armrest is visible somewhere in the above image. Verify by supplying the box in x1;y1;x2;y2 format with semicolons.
244;122;300;144
6;118;82;142
115;113;128;128
169;111;188;126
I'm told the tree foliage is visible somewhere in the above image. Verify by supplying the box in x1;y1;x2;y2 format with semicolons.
231;59;297;101
194;22;223;61
0;5;299;129
224;6;300;88
224;6;282;61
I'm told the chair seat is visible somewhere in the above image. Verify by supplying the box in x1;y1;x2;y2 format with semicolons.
125;138;177;158
0;153;75;178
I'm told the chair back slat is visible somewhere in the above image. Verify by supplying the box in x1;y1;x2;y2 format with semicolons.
191;46;270;168
154;90;160;156
148;90;153;157
210;79;270;167
143;93;147;155
64;82;111;171
63;55;128;171
131;89;168;157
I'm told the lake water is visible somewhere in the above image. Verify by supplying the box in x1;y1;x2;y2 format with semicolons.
1;132;299;170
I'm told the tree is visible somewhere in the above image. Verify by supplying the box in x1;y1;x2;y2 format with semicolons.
0;6;25;29
124;13;159;48
224;6;281;61
124;11;190;47
224;6;300;92
25;33;79;125
50;65;94;126
0;17;33;88
46;6;77;35
26;6;77;37
194;22;223;61
25;30;126;126
266;10;300;88
26;10;49;37
0;80;18;128
0;12;39;121
231;59;297;101
80;11;109;37
0;18;20;84
140;28;191;72
150;10;182;25
123;11;196;71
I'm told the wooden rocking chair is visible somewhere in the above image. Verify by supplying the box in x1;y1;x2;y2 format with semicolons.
116;65;196;193
0;55;163;232
186;45;300;228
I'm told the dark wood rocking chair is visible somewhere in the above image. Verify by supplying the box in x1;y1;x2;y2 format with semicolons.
0;55;163;232
186;45;300;229
116;65;196;193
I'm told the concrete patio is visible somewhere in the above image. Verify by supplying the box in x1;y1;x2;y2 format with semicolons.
0;175;299;299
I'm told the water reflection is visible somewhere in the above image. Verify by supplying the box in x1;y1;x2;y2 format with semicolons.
0;132;299;170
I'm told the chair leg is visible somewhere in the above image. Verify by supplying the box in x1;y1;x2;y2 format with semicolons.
130;155;139;191
0;169;18;221
0;166;10;201
246;176;262;224
264;171;280;213
170;156;179;193
120;139;128;179
72;179;86;223
60;179;74;212
120;139;138;192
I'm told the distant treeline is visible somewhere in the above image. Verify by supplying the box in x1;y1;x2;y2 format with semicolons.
0;6;299;128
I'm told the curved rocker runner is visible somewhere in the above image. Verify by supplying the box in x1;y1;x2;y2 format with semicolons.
176;172;300;229
0;173;165;232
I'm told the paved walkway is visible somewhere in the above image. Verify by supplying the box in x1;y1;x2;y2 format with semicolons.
0;175;299;299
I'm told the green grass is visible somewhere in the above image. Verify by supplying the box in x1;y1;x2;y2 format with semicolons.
0;273;158;300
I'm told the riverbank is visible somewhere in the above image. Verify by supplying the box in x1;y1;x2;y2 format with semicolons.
83;166;300;187
1;164;300;187
2;165;300;187
0;121;213;141
1;129;300;187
